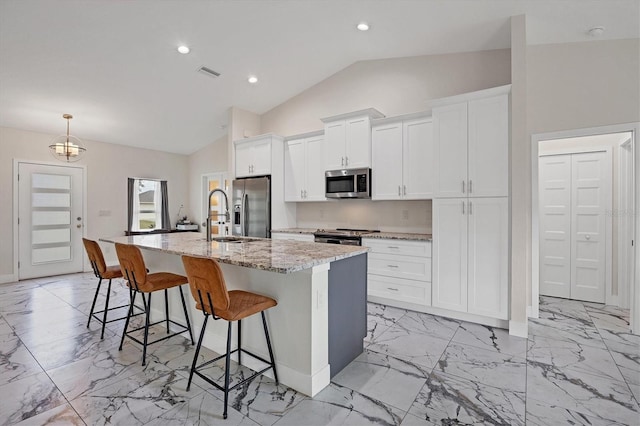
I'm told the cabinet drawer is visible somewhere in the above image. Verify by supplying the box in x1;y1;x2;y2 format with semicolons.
363;238;431;257
368;275;431;305
271;233;314;242
368;253;431;281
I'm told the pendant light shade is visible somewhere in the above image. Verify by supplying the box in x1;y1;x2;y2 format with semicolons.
49;114;86;162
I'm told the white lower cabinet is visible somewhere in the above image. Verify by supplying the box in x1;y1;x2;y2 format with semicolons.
271;232;315;242
363;238;432;306
432;197;509;320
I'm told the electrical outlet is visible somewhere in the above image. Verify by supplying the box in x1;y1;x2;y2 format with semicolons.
402;210;409;220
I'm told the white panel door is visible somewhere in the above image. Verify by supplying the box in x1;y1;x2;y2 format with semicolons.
403;118;434;199
372;123;403;200
324;121;346;170
284;139;305;202
539;155;572;298
434;102;468;198
432;198;468;312
468;94;509;197
345;117;371;168
571;152;608;303
18;162;84;279
304;135;326;201
467;197;509;319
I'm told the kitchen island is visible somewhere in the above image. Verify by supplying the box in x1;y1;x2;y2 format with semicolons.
100;232;368;397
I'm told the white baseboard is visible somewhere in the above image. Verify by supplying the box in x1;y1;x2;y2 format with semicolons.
509;320;528;338
0;273;18;284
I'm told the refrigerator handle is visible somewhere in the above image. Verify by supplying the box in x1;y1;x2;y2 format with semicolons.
242;193;249;236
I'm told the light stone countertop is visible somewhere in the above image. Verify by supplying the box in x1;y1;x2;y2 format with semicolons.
272;228;431;241
101;232;368;274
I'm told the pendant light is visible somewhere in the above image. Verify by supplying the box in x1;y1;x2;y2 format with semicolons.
48;114;86;162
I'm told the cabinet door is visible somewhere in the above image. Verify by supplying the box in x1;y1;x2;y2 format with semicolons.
403;118;433;199
304;135;326;201
235;142;254;178
345;116;371;168
371;123;403;200
432;198;468;312
468;95;509;197
284;139;305;202
324;121;346;170
467;197;509;319
251;139;272;176
434;103;468;198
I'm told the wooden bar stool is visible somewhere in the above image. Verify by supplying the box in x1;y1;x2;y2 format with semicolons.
181;255;278;420
83;238;143;339
115;243;194;365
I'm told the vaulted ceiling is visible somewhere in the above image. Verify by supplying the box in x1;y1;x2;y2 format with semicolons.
1;0;638;154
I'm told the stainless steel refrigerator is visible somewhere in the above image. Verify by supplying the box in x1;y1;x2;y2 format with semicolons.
231;176;271;238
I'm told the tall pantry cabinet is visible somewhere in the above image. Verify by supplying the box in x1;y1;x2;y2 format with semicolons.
432;86;510;320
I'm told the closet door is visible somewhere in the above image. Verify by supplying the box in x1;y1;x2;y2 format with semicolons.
571;152;608;303
539;155;572;299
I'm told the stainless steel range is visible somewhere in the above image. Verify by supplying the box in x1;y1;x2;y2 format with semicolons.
314;228;380;246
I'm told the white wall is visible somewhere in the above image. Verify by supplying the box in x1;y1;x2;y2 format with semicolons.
0;126;190;276
260;48;512;232
525;38;640;316
187;133;228;231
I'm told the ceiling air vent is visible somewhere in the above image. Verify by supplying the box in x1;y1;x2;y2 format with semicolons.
197;66;221;78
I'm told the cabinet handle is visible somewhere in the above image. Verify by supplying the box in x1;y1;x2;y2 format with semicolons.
301;190;304;199
403;185;407;195
398;185;401;196
469;180;472;193
462;180;465;194
345;156;349;166
387;246;399;249
341;157;344;167
387;264;399;268
304;190;307;198
469;201;473;215
386;287;399;291
462;201;465;215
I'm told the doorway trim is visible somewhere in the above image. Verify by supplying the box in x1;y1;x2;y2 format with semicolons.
531;123;638;322
12;159;88;281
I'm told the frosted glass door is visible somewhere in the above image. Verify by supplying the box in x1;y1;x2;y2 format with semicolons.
18;162;84;279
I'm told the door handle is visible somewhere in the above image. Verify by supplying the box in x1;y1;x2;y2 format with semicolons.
76;224;82;228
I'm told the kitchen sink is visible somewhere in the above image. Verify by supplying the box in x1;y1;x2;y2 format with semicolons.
210;236;261;243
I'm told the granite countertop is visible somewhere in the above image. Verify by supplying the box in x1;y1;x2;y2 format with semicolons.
101;232;368;274
361;232;432;241
272;228;431;241
271;228;317;235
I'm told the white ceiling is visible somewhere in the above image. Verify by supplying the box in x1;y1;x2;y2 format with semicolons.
1;0;638;155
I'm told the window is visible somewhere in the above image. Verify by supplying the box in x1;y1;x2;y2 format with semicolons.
127;178;170;232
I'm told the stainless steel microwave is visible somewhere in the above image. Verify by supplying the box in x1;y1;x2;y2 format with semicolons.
325;168;371;199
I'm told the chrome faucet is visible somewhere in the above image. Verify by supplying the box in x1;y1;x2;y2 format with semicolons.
206;188;230;242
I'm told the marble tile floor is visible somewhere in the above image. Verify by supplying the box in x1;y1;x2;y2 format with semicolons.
0;273;638;425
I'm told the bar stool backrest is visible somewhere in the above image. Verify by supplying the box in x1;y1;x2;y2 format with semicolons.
115;243;149;291
182;256;231;314
83;238;108;277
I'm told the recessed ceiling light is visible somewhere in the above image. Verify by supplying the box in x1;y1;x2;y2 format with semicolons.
248;76;258;84
357;22;369;31
587;26;605;37
177;45;190;54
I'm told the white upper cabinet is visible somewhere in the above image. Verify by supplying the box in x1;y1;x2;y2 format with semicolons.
468;95;509;198
372;115;433;200
284;132;326;202
372;122;403;199
322;108;384;171
234;135;273;178
434;103;468;198
433;89;509;198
